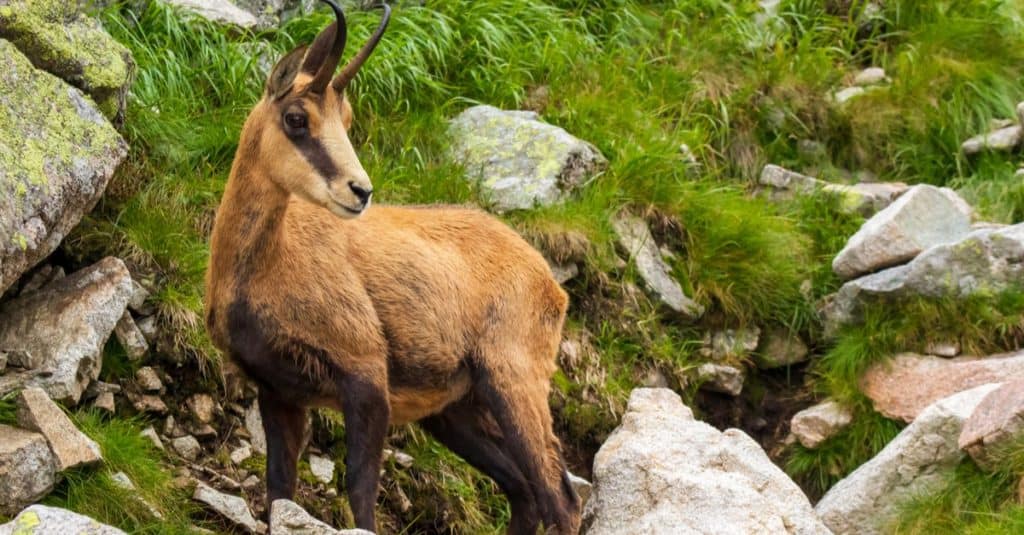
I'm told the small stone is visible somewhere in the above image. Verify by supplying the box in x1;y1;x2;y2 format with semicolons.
568;472;593;506
0;352;6;373
135;315;158;343
832;86;866;105
853;67;889;87
191;423;218;439
962;125;1023;155
187;393;217;424
0;425;57;516
925;341;960;358
242;475;261;491
193;482;267;534
959;379;1024;470
383;448;414;469
131;394;168;414
163;0;259;28
110;471;164;519
790;400;853;449
245;401;267;456
114;311;148;361
612;214;703;319
93;391;116;413
127;279;150;313
16;387;103;470
696;363;745;396
135;366;163;393
171;435;201;462
701;327;760;362
270;499;372;535
755;328;810;369
85;381;121;397
230;443;253;465
140;426;164;451
308;454;335;484
547;259;579;285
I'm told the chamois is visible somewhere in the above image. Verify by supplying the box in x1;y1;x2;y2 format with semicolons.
204;2;580;532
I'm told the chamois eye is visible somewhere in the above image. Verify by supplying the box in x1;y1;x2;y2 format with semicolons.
283;112;308;133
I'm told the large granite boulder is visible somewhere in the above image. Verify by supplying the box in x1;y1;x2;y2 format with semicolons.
161;0;259;28
0;0;134;122
0;39;127;294
0;425;57;516
816;384;999;535
821;223;1024;335
582;388;829;535
611;214;703;319
832;185;971;280
449;105;606;212
0;504;126;534
959;379;1024;469
0;257;133;405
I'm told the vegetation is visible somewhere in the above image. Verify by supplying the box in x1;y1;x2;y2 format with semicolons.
51;0;1024;532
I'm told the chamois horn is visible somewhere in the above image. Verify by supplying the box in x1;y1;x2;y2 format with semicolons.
332;3;392;92
300;0;348;94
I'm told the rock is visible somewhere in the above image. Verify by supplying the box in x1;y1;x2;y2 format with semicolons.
755;328;810;369
0;257;132;404
15;387;102;470
131;394;168;414
816;383;999;534
861;352;1024;423
701;327;760;361
790;400;853;449
448;105;607;212
832;185;972;280
135;315;159;343
245;401;267;456
114;311;149;361
758;165;908;216
611;214;703;319
187;393;217;424
270;499;373;534
110;471;163;519
823;224;1024;334
93;391;116;413
309;454;335;485
959;379;1024;469
135;366;163;393
758;165;821;199
383;448;414;469
230;443;252;465
233;0;315;29
140;426;164;451
961;125;1022;155
568;472;593;506
85;380;121;397
548;259;579;285
0;1;133;121
832;86;866;105
171;435;201;461
696;363;745;396
127;278;150;312
193;482;267;534
0;425;57;516
161;0;259;28
925;341;960;358
0;504;126;534
0;40;127;293
853;67;888;87
0;352;5;373
582;389;828;535
17;264;64;295
242;474;260;491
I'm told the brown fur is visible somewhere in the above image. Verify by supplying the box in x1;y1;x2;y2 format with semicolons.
205;10;579;533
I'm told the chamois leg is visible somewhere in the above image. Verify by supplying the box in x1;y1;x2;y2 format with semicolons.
337;373;390;531
472;357;580;535
421;396;541;535
259;387;308;509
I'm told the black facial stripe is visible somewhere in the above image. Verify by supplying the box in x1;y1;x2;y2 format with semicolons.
292;136;338;180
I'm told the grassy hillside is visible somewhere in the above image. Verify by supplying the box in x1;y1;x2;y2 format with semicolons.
54;0;1024;532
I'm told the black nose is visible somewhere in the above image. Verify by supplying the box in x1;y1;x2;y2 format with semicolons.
348;181;373;204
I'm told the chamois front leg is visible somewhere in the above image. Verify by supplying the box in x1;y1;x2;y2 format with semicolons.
259;387;308;509
338;372;390;531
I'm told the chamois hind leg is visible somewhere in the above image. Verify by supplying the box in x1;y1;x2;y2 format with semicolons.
471;349;580;535
258;387;308;509
335;371;390;532
420;396;542;535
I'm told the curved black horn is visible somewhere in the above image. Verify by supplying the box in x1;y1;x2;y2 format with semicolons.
299;0;348;94
332;3;391;92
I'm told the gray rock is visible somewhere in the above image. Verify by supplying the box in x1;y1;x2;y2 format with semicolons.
925;341;960;358
0;40;127;294
309;454;335;485
758;165;908;216
568;472;593;506
961;125;1023;155
140;426;164;451
171;435;201;461
233;0;314;29
0;1;134;121
696;363;745;396
135;315;159;343
0;352;5;373
110;471;163;519
853;67;889;87
449;105;606;212
832;86;866;105
755;328;810;369
93;391;115;413
382;448;414;469
0;504;126;534
832;185;972;280
959;379;1024;470
187;393;217;424
0;425;57;516
790;400;853;449
230;443;252;465
135;366;163;393
701;327;760;362
612;214;703;319
547;258;579;285
245;401;267;456
16;387;102;470
582;389;828;535
161;0;259;28
130;393;168;414
758;165;821;198
270;499;373;534
114;311;149;361
0;257;133;405
823;223;1024;335
816;383;999;535
194;482;267;534
17;264;64;295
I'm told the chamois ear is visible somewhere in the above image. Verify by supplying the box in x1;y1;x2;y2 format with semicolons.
266;45;308;100
340;93;354;130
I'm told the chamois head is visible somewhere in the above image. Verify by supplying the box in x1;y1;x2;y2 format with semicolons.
252;0;391;219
